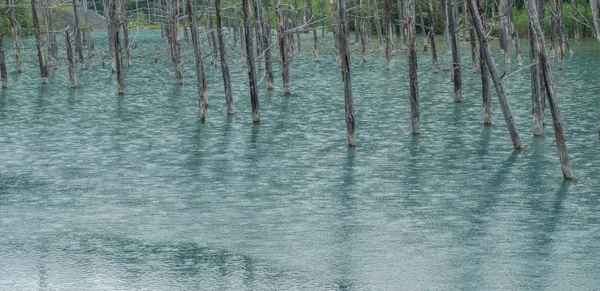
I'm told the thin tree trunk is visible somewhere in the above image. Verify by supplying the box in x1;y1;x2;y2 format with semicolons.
527;0;573;179
442;0;450;54
167;0;183;84
467;4;477;72
253;0;265;71
110;0;125;94
551;0;565;69
373;0;383;49
306;0;319;62
73;0;85;69
7;0;22;73
0;24;7;88
294;0;302;52
448;0;462;102
233;0;239;47
591;0;600;42
398;0;406;49
66;28;77;88
32;0;49;84
428;0;438;72
242;0;260;123
261;4;275;89
121;0;131;67
385;0;391;69
84;0;94;59
476;0;491;125
330;0;340;54
104;0;116;73
188;0;209;121
514;26;523;66
320;0;325;37
407;0;420;134
207;0;220;67
360;0;367;62
417;0;426;38
500;0;510;63
570;0;579;39
275;0;291;95
42;0;58;68
338;0;356;146
529;20;543;136
468;0;523;149
354;0;359;47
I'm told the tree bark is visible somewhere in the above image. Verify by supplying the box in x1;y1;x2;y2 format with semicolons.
306;0;319;62
570;0;579;39
167;0;183;84
42;0;58;68
398;0;406;49
83;0;94;59
72;0;85;69
385;0;391;69
104;0;116;73
373;0;383;49
215;0;235;114
591;0;600;42
0;24;7;88
187;0;209;121
110;0;125;94
551;0;565;69
468;0;523;149
447;0;462;102
360;0;367;62
294;0;302;52
475;0;491;125
500;0;510;63
31;0;49;84
467;3;477;72
338;0;356;146
66;28;77;88
407;0;420;134
242;0;260;123
528;20;543;136
7;0;22;73
428;0;438;72
275;0;291;95
527;0;573;179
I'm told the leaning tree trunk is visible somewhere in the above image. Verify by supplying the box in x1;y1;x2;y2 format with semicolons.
447;0;462;102
407;0;420;134
475;0;490;125
384;0;392;69
428;0;438;72
338;0;356;146
187;0;208;120
468;0;523;149
7;0;22;73
31;0;49;84
215;0;235;114
0;24;7;88
527;0;573;179
65;28;77;88
242;0;260;123
72;0;85;69
275;0;291;95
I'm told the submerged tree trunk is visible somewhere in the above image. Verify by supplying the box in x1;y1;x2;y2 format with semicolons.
104;0;116;73
42;0;58;68
7;0;22;73
428;0;438;72
447;0;462;102
31;0;49;84
65;28;77;88
338;0;356;146
467;4;478;72
110;0;124;94
551;0;565;70
306;0;319;62
500;0;510;63
360;0;367;62
187;0;208;121
215;0;235;113
0;25;7;88
83;0;94;59
242;0;260;123
120;0;131;67
72;0;85;69
468;0;523;149
475;0;491;125
384;0;391;69
373;0;383;49
275;0;291;95
167;0;183;84
407;0;420;134
527;0;573;179
529;20;543;136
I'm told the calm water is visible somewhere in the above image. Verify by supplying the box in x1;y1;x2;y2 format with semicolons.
1;31;600;290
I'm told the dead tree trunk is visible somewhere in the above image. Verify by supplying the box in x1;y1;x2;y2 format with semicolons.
330;0;340;53
7;0;22;73
447;0;462;102
242;0;260;123
72;0;85;69
514;28;523;66
527;0;573;179
306;0;319;62
294;0;302;52
468;0;523;149
551;0;565;69
398;0;406;49
83;0;94;59
476;0;490;125
591;0;600;42
360;0;367;62
407;0;420;134
187;0;208;120
338;0;356;146
215;0;235;113
384;0;391;69
570;0;579;39
233;0;240;47
120;0;131;67
320;0;325;37
442;0;450;54
110;0;125;94
260;4;275;89
529;20;543;136
0;25;7;88
373;0;383;49
499;0;510;63
31;0;49;84
104;0;116;72
167;0;183;84
206;0;219;67
65;28;77;88
275;0;291;95
467;4;477;72
42;0;58;68
428;0;438;72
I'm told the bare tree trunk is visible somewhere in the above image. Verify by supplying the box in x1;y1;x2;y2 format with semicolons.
187;0;209;121
110;0;125;94
320;0;325;37
448;0;462;102
65;29;77;88
354;0;359;47
467;3;477;72
32;0;49;84
373;0;383;49
474;0;491;125
428;0;438;72
242;0;260;122
551;0;565;69
121;0;131;67
500;0;510;63
42;0;58;68
591;0;600;42
330;0;340;53
167;0;183;84
527;0;573;179
294;0;302;52
407;0;420;134
260;4;275;89
84;0;94;59
468;0;523;149
360;0;367;62
442;0;450;54
338;0;356;146
529;20;543;136
306;0;319;62
275;0;291;95
514;26;523;66
73;0;85;69
215;0;235;113
104;0;116;73
385;0;391;69
417;0;426;39
233;0;240;47
570;0;579;39
0;25;7;88
7;0;22;73
398;0;406;49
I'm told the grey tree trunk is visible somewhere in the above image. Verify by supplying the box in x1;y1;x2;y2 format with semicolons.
306;0;319;62
31;0;49;84
468;0;523;149
275;0;291;95
591;0;600;42
7;0;22;73
474;0;490;125
570;0;579;39
467;4;477;72
294;0;302;52
442;0;450;54
205;0;219;67
215;0;235;114
72;0;85;69
338;0;356;146
320;0;325;37
407;0;420;134
500;0;510;63
514;27;523;66
551;0;565;69
83;0;94;59
187;0;209;121
42;0;58;68
253;0;264;71
398;0;406;49
330;0;340;53
373;0;383;49
528;20;543;136
447;0;462;102
66;28;77;88
120;0;131;67
104;0;116;73
385;0;391;69
527;0;573;179
0;24;6;88
167;0;183;84
242;0;260;123
428;0;438;72
109;0;125;94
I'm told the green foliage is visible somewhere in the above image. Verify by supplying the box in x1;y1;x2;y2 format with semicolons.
0;0;34;36
512;1;595;38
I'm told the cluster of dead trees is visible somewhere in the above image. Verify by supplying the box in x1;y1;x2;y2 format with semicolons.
3;0;600;179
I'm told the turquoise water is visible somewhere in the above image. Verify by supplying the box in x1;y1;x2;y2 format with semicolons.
1;30;599;290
